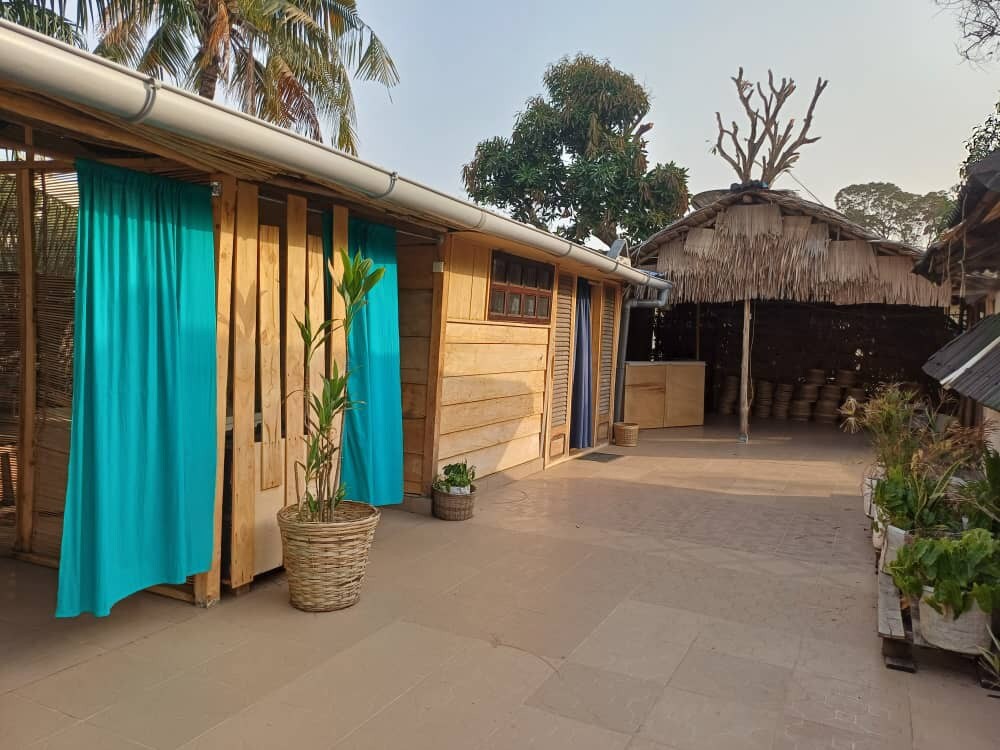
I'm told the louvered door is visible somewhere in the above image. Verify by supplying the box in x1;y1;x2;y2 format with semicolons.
595;283;618;443
547;272;576;460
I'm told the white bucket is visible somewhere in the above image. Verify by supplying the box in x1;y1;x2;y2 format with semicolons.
918;587;992;654
881;525;909;571
872;510;887;551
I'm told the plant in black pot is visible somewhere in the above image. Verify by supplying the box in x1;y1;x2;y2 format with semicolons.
432;461;477;521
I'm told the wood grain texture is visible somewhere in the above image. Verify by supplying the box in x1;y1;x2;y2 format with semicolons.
195;174;235;606
438;414;542;460
437;433;539;476
306;233;324;404
402;383;428;419
440;370;546;405
254;440;285;575
442;342;547;376
398;289;432;337
230;181;258;588
439;392;544;434
446;242;489;321
284;196;307;507
445;321;549;345
258;224;282;490
546;272;575;462
329;206;349;463
422;237;450;495
15;168;35;552
664;363;705;427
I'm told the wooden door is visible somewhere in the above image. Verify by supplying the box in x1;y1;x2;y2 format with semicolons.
594;283;618;443
546;271;576;461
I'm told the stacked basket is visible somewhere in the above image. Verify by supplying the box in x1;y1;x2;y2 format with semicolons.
753;380;774;418
719;375;740;415
814;384;843;424
772;383;794;419
790;382;819;422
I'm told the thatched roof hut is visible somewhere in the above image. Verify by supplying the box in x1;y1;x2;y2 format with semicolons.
634;188;949;308
630;187;949;439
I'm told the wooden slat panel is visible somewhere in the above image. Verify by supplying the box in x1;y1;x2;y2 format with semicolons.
400;336;430;381
254;440;284;575
468;246;491;321
258;225;282;490
438;433;539;476
284;196;307;506
195;174;236;606
446;322;549;345
441;370;546;405
399;289;432;337
230;181;258;587
403;418;424;452
550;272;575;429
404;452;422;483
15;168;35;552
306;234;324;403
446;245;475;321
439;392;544;434
598;285;615;415
329;206;349;455
422;237;450;496
438;414;542;460
442;342;547;376
402;383;427;419
397;245;434;290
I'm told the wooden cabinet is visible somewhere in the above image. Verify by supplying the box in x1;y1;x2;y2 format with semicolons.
623;362;705;428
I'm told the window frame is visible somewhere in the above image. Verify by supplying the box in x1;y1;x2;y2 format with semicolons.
487;251;555;324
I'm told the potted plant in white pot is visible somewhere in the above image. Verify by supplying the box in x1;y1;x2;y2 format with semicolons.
277;249;385;612
432;461;477;521
888;528;1000;654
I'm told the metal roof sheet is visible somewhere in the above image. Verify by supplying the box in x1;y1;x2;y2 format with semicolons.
924;314;1000;410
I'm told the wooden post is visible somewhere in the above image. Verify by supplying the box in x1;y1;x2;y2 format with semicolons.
14;145;36;553
284;196;308;507
422;235;450;494
739;299;751;441
194;176;236;607
329;205;349;488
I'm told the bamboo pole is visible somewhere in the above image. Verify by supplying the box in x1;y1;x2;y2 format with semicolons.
739;299;751;442
15;129;36;552
695;302;701;360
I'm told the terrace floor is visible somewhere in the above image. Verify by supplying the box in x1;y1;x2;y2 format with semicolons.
2;419;999;749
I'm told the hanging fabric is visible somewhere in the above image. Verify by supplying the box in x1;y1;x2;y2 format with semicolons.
57;160;216;617
570;278;593;449
339;218;403;506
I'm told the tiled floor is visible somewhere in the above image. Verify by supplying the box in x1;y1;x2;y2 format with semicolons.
2;420;999;749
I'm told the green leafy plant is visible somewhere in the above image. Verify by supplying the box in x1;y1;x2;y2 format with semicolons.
432;461;476;494
888;529;1000;619
873;465;958;531
980;627;1000;697
957;447;1000;533
293;249;384;522
841;384;923;472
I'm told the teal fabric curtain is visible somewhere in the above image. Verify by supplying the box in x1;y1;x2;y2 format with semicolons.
57;160;217;617
339;218;403;506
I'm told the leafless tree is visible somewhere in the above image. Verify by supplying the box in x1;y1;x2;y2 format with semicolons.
938;0;1000;62
713;68;828;186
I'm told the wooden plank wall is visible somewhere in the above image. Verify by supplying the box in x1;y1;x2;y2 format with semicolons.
438;239;547;478
397;241;434;494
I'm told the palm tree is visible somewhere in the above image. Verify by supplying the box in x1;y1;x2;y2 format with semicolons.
1;0;84;45
12;0;397;154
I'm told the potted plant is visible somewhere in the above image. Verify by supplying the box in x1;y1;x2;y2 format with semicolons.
432;461;477;521
277;250;385;612
888;528;1000;654
872;466;957;569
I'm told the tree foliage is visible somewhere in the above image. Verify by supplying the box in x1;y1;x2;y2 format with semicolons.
462;54;689;248
834;182;953;246
964;98;1000;176
14;0;397;153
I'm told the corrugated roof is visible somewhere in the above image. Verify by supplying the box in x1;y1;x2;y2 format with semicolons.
924;314;1000;410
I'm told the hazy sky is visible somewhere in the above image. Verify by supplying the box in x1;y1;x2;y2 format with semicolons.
349;0;999;209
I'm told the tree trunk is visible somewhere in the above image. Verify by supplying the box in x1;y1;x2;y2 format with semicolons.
195;0;221;100
739;299;751;442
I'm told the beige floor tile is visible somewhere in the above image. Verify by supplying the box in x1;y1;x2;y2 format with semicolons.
795;637;892;686
774;717;904;750
335;639;552;749
568;601;696;682
693;619;801;669
479;705;631;749
525;661;663;735
0;636;105;694
626;739;678;750
16;649;177;719
118;615;255;672
403;588;511;643
179;695;341;750
0;693;75;749
638;685;778;750
88;672;251;749
784;670;910;743
26;721;149;750
668;647;791;709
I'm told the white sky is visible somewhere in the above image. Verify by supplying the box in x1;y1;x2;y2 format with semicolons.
348;0;1000;207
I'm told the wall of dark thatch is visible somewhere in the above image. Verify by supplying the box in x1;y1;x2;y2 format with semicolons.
628;302;958;412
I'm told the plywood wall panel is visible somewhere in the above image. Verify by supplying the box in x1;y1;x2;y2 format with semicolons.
440;370;546;405
442;342;547;376
438;414;542;460
439;392;544;435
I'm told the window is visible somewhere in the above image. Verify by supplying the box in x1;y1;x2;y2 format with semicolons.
488;251;554;323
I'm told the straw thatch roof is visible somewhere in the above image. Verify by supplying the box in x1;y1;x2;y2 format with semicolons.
634;188;949;307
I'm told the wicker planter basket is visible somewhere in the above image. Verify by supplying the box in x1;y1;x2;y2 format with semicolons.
277;501;380;612
432;487;476;521
613;422;639;447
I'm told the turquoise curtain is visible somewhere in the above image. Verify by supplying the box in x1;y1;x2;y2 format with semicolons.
339;218;403;506
57;160;217;617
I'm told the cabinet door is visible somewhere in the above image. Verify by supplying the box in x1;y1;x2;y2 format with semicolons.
623;365;666;429
664;366;705;427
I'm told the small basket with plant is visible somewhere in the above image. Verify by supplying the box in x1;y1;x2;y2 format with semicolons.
432;461;477;521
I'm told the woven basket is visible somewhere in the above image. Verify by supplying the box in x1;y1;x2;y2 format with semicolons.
432;487;476;521
277;501;380;612
613;422;639;447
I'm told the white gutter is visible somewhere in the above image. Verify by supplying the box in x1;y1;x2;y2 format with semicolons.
0;21;669;291
941;335;1000;388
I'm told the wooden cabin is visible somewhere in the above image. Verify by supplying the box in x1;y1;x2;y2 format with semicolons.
0;21;666;610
